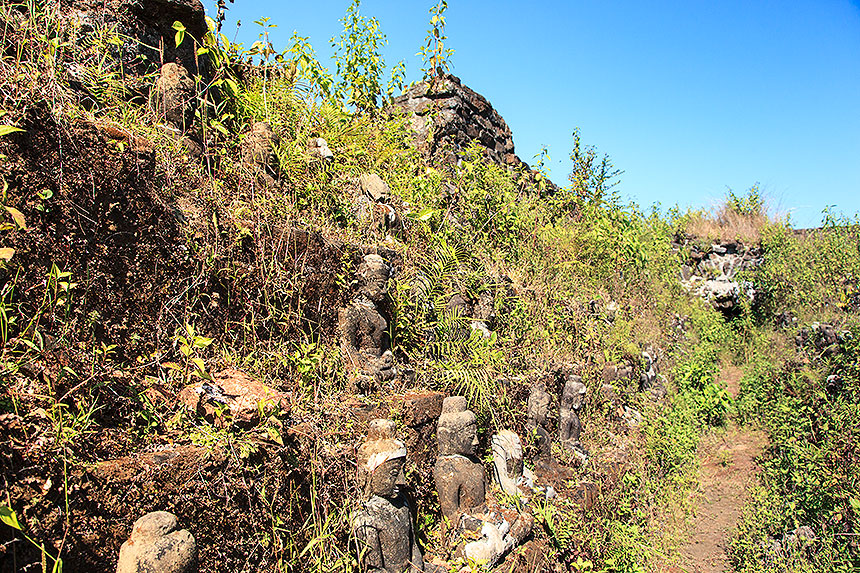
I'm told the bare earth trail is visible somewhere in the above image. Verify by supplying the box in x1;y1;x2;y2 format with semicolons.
678;364;768;573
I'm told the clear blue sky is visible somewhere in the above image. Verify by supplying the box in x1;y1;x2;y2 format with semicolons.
204;1;860;227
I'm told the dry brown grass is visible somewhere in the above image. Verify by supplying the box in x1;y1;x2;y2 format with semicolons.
685;205;770;244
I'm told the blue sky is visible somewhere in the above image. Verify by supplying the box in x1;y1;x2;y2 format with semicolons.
204;1;860;227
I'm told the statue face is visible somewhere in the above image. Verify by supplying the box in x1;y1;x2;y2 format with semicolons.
453;420;479;456
437;419;479;456
369;457;404;498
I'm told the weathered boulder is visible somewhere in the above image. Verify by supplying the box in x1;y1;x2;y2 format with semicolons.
177;369;288;426
359;173;391;202
153;63;195;130
241;121;277;170
116;511;196;573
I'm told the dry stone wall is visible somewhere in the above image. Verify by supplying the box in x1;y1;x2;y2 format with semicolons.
390;75;556;191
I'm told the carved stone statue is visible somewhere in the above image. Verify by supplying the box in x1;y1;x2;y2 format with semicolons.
339;254;397;391
491;430;523;496
353;419;427;573
116;511;197;573
526;382;552;458
435;400;534;568
559;375;587;445
434;396;486;523
640;348;657;391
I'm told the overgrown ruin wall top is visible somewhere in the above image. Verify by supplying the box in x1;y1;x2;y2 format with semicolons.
390;74;530;172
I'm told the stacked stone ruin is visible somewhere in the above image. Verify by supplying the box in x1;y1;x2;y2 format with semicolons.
389;75;558;193
676;238;763;312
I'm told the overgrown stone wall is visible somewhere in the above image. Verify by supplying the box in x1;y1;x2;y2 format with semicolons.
390;75;539;177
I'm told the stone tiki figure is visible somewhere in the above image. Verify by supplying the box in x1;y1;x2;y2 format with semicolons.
558;375;587;446
526;382;552;458
353;419;427;573
434;396;486;523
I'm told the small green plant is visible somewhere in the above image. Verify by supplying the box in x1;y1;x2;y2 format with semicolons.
726;183;764;216
418;0;455;82
331;0;387;112
162;322;214;384
0;176;26;265
0;505;64;572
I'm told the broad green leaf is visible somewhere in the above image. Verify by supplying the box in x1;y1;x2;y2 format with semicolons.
0;247;13;260
4;206;26;230
224;78;239;97
173;21;186;48
0;125;23;137
266;426;284;446
414;207;437;222
0;505;21;530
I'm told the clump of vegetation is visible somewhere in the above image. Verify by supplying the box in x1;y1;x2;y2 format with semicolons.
684;184;771;243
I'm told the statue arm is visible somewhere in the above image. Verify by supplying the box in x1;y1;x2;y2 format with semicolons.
353;513;384;571
434;463;461;524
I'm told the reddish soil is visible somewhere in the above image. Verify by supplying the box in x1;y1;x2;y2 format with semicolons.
679;363;766;573
720;363;744;398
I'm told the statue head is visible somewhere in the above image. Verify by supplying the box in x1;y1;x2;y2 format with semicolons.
561;375;587;410
526;382;551;428
357;419;407;498
357;254;390;303
436;396;479;456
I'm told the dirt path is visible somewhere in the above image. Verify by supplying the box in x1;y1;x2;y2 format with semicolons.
678;365;767;573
